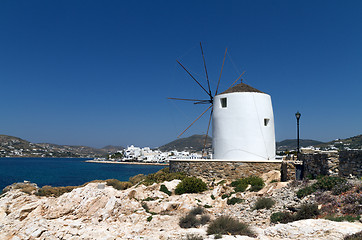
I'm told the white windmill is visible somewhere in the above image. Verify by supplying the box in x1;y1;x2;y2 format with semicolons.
169;43;276;161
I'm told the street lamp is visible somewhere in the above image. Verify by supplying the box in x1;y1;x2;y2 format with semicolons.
295;111;301;158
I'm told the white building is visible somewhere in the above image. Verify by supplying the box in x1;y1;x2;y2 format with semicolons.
212;83;276;161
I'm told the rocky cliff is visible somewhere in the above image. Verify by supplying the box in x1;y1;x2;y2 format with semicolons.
0;175;361;240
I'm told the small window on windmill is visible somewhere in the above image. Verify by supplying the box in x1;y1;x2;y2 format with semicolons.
264;118;270;126
220;98;227;108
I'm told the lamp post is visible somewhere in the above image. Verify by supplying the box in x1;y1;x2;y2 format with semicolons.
295;111;301;159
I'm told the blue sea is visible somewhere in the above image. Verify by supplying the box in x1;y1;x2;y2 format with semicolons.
0;158;165;191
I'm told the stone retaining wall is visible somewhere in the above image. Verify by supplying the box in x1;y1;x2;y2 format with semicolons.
338;150;362;178
169;160;282;182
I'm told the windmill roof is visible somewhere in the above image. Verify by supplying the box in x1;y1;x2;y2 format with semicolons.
220;82;264;94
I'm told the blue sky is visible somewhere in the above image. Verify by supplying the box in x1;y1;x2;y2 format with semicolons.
1;0;361;148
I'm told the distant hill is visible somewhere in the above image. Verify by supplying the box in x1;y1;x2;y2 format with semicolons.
159;134;212;152
0;135;124;158
101;145;124;152
316;134;362;150
276;139;325;151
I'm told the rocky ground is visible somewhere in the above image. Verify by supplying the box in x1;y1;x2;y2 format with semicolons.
0;171;361;240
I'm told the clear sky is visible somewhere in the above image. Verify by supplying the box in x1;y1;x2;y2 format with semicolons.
1;0;361;148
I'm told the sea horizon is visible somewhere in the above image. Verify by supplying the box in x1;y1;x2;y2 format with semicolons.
0;157;165;192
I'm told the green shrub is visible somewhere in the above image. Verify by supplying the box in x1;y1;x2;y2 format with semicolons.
344;231;362;240
179;213;200;228
175;177;207;195
105;179;132;190
253;197;275;210
143;168;186;186
203;204;212;208
129;174;146;185
207;216;255;237
143;197;157;201
36;185;77;197
211;194;215;200
296;185;316;198
295;203;319;220
325;215;360;222
147;216;153;222
200;214;211;225
270;179;279;183
314;176;346;191
2;182;37;195
332;182;353;195
270;211;295;223
214;234;222;239
231;176;265;192
234;182;248;192
190;206;205;215
160;184;172;196
227;197;244;205
221;193;231;199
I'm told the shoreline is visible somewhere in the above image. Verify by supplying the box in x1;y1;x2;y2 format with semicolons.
85;160;168;166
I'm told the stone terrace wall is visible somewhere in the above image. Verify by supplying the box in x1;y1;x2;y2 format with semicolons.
169;160;282;182
300;154;329;178
338;150;362;178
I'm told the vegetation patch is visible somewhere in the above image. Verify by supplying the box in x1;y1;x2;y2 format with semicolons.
253;197;275;210
231;176;265;193
147;216;153;222
270;203;319;223
179;207;210;229
160;184;172;196
297;176;348;198
104;179;132;190
36;185;77;197
2;182;37;195
184;234;203;240
221;193;232;199
175;177;207;195
227;197;244;205
207;216;255;237
142;168;186;186
325;215;361;222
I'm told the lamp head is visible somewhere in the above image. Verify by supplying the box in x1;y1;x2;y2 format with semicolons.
295;111;301;120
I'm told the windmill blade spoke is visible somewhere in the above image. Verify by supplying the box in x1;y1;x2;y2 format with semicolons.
228;71;246;89
215;48;227;96
168;97;207;102
202;109;213;158
176;60;212;97
200;42;211;96
177;105;212;138
194;100;211;104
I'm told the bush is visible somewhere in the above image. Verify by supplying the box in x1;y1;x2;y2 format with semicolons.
160;184;172;196
175;177;207;195
325;215;360;222
332;182;353;195
221;193;231;199
227;197;244;205
296;185;316;198
231;176;265;192
253;197;275;210
36;185;77;197
147;216;153;222
190;206;205;215
203;204;212;208
105;179;132;190
314;176;346;191
179;207;210;229
210;194;215;200
207;216;255;237
295;203;319;220
142;168;186;186
2;182;37;195
344;231;362;240
129;174;146;185
179;213;200;228
270;211;295;223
